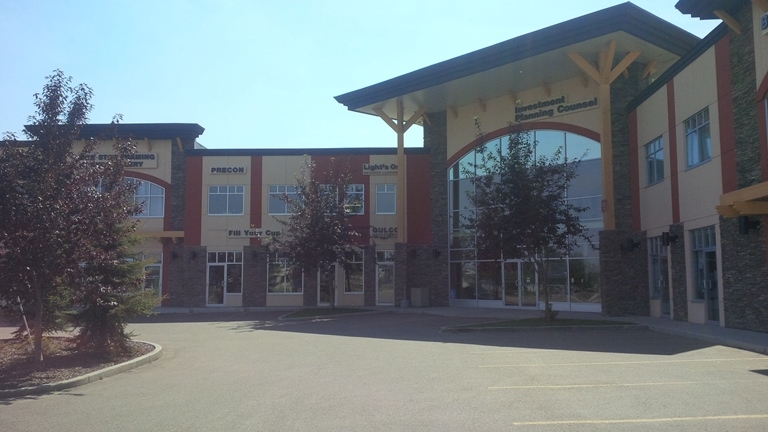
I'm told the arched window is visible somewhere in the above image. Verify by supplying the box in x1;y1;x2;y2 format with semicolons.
447;130;602;310
126;177;164;218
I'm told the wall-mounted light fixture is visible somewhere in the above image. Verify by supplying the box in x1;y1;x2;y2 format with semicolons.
189;250;198;260
662;231;678;246
432;249;442;259
738;215;761;235
171;251;179;260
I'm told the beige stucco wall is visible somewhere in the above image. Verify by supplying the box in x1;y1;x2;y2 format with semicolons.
637;89;673;232
446;75;601;162
754;4;768;90
673;47;723;223
200;156;252;247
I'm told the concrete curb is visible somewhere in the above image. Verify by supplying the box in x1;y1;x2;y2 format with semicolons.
0;341;163;399
441;324;648;333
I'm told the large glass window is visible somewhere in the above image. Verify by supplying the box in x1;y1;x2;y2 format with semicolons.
268;185;298;214
690;226;716;301
345;184;364;215
685;108;711;168
376;184;396;214
376;251;394;304
447;130;603;308
343;250;364;293
645;136;664;185
208;185;244;215
268;254;302;294
140;252;162;296
125;177;164;217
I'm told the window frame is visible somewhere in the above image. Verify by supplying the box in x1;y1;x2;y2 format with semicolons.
645;136;664;185
267;254;303;294
126;177;165;218
684;108;711;169
344;184;365;215
208;185;244;216
268;184;298;215
375;183;396;214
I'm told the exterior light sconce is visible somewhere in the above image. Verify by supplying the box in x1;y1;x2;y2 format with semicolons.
621;238;641;252
252;250;259;260
661;232;678;246
738;215;760;235
189;250;198;260
432;249;442;259
171;251;179;260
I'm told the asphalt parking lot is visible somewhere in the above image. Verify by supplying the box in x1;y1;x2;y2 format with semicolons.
2;311;768;431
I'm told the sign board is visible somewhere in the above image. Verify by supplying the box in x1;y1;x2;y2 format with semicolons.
210;167;247;174
762;12;768;35
363;163;397;175
227;228;282;238
371;226;398;239
86;153;158;169
514;95;598;123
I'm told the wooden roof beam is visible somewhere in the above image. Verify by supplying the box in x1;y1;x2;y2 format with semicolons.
714;10;742;34
642;60;658;79
754;0;768;12
720;181;768;205
733;201;768;215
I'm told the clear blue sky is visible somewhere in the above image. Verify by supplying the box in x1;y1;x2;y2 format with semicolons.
1;1;718;149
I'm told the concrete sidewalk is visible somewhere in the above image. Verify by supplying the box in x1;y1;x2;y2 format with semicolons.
391;306;768;355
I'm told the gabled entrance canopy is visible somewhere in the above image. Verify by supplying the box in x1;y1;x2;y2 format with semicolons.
335;2;700;234
335;3;698;120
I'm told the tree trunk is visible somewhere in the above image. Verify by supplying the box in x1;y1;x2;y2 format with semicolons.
32;272;45;369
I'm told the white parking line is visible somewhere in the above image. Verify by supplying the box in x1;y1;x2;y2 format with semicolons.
489;379;755;389
480;357;768;368
512;414;768;426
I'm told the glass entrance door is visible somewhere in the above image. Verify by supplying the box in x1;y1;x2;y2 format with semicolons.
207;265;225;305
376;251;395;305
318;265;336;306
504;261;537;307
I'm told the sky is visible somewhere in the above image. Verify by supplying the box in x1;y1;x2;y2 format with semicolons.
1;1;719;150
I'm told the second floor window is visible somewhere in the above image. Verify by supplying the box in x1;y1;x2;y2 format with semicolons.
208;185;244;215
645;136;664;185
345;184;364;215
376;184;395;214
125;177;164;218
685;108;711;168
268;185;298;214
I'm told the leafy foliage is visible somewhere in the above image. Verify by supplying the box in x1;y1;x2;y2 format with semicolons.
270;158;362;308
0;70;158;364
465;120;594;320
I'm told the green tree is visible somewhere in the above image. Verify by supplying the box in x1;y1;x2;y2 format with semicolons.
271;157;362;308
0;70;157;366
465;121;594;320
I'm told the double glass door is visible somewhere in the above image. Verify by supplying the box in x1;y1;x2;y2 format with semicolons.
504;261;537;307
318;265;337;306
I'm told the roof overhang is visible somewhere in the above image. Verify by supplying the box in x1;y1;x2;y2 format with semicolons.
335;3;700;121
716;182;768;217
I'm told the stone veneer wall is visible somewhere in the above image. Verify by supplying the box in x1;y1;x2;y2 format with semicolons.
166;244;207;307
720;216;768;331
405;245;433;307
599;230;649;316
243;245;268;307
717;2;768;333
599;63;649;315
424;111;449;307
170;136;196;231
363;245;377;306
668;223;688;322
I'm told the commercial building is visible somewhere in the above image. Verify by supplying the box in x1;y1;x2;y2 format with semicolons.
58;1;768;332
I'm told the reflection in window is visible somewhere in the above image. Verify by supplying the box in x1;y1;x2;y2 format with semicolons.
447;130;603;306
